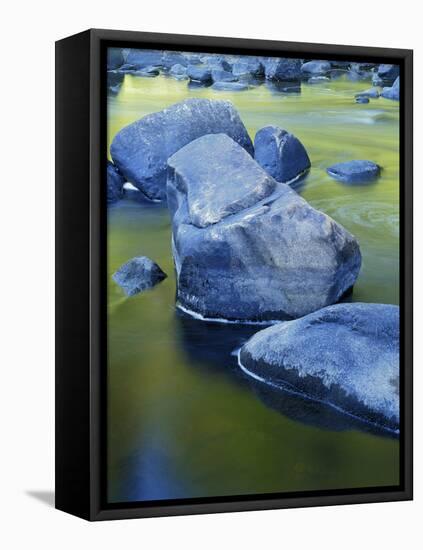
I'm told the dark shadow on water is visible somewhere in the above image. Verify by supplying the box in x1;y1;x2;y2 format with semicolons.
26;490;55;507
176;310;397;439
248;381;398;439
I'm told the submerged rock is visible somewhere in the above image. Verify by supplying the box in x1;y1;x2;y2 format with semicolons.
327;160;381;184
264;58;302;81
355;97;370;104
254;126;311;184
381;77;400;101
110;98;254;201
301;60;331;75
112;256;167;296
167;133;361;322
211;81;249;91
377;64;400;86
355;87;380;99
308;76;330;84
133;66;160;77
238;303;399;432
107;161;125;204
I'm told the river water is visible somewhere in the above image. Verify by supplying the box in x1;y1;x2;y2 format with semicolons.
107;73;399;503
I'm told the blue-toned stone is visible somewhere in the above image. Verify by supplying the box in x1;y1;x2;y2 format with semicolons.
355;87;380;99
107;48;124;70
254;126;311;184
211;68;237;82
377;64;400;86
187;65;212;83
211;81;249;91
112;256;167;296
200;55;232;71
133;66;160;77
107;161;125;203
301;60;331;75
167;134;361;321
110;98;254;201
232;57;264;78
238;303;399;432
125;49;163;69
161;51;188;70
264;58;303;81
169;64;188;80
327;160;381;184
355;97;370;104
381;77;400;101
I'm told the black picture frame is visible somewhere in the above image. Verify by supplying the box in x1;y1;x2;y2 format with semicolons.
55;28;413;521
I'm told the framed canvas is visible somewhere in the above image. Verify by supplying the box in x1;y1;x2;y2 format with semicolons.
55;29;413;521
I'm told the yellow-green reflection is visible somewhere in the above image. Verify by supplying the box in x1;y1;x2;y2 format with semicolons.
107;73;399;503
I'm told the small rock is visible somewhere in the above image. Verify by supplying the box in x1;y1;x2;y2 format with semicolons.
169;63;188;80
211;68;238;83
264;58;303;81
112;256;167;296
211;81;249;91
308;76;330;84
355;97;370;104
381;77;400;101
254;126;311;184
301;60;331;75
355;87;380;99
327;160;381;184
187;65;212;83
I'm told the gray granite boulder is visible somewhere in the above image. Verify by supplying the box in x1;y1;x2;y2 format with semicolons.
254;126;311;184
107;161;125;204
301;60;331;75
112;256;167;296
110;98;254;201
327;160;381;184
167;133;361;321
381;77;400;101
377;64;400;86
238;303;399;432
232;57;264;78
125;49;163;69
264;58;303;81
169;63;188;80
211;81;249;91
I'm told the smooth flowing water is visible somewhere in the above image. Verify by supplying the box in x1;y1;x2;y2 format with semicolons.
107;73;400;503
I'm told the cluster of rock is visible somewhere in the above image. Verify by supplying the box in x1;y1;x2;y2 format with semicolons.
110;97;398;433
107;48;400;101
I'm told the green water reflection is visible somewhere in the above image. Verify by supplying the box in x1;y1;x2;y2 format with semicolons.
107;73;399;503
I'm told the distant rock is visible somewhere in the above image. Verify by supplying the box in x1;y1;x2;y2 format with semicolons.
254;126;311;184
167;134;361;321
161;51;188;70
107;161;125;204
211;68;238;83
133;66;160;77
125;49;163;69
264;58;303;81
112;256;167;296
381;77;400;101
232;57;264;78
200;55;232;71
187;65;212;83
327;160;381;184
107;48;124;70
169;64;188;80
377;64;400;86
211;81;249;91
301;60;331;75
355;97;370;104
238;303;399;432
110;98;254;201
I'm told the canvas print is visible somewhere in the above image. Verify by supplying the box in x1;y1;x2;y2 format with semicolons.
106;47;400;504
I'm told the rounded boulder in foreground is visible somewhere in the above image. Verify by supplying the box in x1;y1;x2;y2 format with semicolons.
239;303;399;432
327;160;381;184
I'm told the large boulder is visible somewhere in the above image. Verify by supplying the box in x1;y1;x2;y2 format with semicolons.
169;64;188;80
167;133;361;322
301;60;331;75
327;160;381;184
238;303;399;432
110;98;254;201
381;76;400;101
112;256;167;296
211;68;238;83
254;126;311;184
107;161;125;204
232;57;264;79
264;57;303;81
377;64;400;86
107;48;124;70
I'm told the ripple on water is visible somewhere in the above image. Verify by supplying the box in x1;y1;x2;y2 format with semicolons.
311;197;399;238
